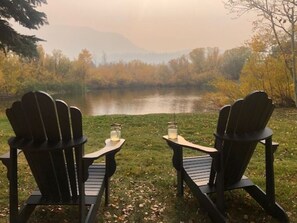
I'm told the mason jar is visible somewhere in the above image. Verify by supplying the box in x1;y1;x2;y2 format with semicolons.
168;122;178;139
110;123;121;141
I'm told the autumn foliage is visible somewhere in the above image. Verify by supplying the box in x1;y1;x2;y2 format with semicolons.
210;32;295;107
0;32;295;107
0;46;222;97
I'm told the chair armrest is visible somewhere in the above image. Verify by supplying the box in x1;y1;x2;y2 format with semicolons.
0;149;22;179
0;151;11;160
83;139;125;179
260;140;279;153
0;149;22;160
84;139;125;160
163;135;218;155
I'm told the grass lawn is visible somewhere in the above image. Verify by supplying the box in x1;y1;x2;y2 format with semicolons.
0;108;296;222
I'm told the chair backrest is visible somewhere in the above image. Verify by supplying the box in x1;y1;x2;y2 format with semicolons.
6;91;84;202
214;91;274;185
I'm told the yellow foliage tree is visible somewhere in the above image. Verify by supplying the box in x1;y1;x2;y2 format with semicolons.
241;54;293;106
210;32;294;107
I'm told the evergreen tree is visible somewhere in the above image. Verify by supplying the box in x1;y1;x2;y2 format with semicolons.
0;0;48;57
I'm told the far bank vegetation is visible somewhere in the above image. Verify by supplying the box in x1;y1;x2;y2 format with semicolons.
0;30;295;107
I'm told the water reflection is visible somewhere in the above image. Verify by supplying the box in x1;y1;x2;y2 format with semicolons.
55;88;211;116
0;88;213;116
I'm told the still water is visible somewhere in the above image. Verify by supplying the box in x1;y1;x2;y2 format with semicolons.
1;88;214;116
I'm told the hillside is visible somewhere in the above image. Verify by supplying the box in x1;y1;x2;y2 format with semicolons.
37;25;190;64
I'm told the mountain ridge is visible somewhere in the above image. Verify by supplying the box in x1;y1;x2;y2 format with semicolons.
37;25;191;64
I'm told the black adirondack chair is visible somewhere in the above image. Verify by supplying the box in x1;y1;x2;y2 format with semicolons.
0;91;125;223
163;91;289;222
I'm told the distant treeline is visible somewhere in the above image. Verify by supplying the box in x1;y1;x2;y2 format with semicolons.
0;45;249;96
0;34;295;106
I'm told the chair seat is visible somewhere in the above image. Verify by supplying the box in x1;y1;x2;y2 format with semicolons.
85;163;106;204
27;163;106;205
183;155;212;187
183;156;254;194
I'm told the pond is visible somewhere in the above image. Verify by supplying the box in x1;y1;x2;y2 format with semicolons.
1;88;216;116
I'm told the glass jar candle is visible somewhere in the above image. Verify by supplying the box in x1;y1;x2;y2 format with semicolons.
168;122;178;139
110;123;121;141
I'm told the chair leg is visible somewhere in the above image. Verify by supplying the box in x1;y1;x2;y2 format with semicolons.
86;183;105;223
171;145;184;197
215;154;225;214
85;204;97;223
184;175;226;223
105;177;109;206
177;170;184;197
18;204;36;223
78;149;86;223
9;148;19;223
191;189;226;222
245;185;289;222
200;193;226;223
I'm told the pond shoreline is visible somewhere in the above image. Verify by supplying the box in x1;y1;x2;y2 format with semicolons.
1;87;215;116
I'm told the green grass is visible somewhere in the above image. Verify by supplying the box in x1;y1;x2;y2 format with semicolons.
0;109;296;222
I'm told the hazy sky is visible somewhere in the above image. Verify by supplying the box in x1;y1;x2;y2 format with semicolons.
37;0;255;52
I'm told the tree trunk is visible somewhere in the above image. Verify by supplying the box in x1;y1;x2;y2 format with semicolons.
291;14;297;107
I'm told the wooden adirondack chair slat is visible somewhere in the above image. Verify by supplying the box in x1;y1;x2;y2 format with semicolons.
22;91;47;141
163;91;289;223
6;101;32;139
36;91;61;142
0;91;125;223
56;100;78;198
56;100;72;140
